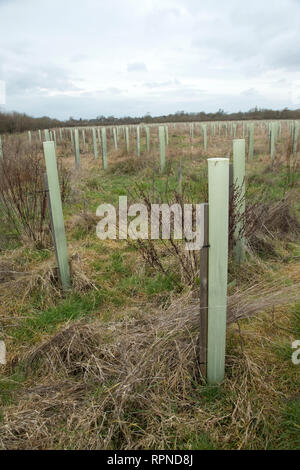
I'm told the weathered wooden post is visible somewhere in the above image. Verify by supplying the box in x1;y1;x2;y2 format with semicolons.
159;126;166;172
92;128;98;160
199;203;209;378
233;139;246;264
43;142;71;291
207;158;229;385
74;129;80;170
101;127;108;170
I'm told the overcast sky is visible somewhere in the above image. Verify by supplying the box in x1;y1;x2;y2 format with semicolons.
1;0;300;119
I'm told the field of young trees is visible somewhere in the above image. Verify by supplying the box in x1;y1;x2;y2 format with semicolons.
0;120;299;450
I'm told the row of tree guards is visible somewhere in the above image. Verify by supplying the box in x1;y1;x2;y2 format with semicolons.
7;118;297;172
2;119;297;383
42;134;247;385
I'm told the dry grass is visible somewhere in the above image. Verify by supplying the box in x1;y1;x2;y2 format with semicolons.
0;122;299;450
0;253;97;319
0;272;299;450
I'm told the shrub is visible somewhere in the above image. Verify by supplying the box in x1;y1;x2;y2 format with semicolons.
0;137;70;248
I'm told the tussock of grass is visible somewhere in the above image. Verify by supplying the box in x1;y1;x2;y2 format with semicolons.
1;279;299;450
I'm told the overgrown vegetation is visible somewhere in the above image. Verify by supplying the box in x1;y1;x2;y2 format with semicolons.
0;122;299;450
0;137;71;249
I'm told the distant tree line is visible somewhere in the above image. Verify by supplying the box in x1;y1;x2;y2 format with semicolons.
1;107;300;134
0;111;61;134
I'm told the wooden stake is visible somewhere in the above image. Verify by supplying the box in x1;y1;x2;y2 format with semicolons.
199;203;209;378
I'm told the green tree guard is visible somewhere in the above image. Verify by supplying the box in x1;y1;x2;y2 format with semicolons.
233;140;246;264
136;126;140;157
43;142;71;291
207;158;229;385
145;127;150;152
101;127;108;170
202;124;207;152
125;127;130;153
74;129;80;170
248;123;254;160
293;121;299;155
113;128;118;150
165;126;169;146
270;122;276;167
159;126;166;172
92;128;98;160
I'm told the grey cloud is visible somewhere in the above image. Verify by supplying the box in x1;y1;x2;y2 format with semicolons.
0;0;299;118
190;0;300;73
70;53;89;63
127;62;148;72
241;88;259;97
144;79;181;88
5;64;81;95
